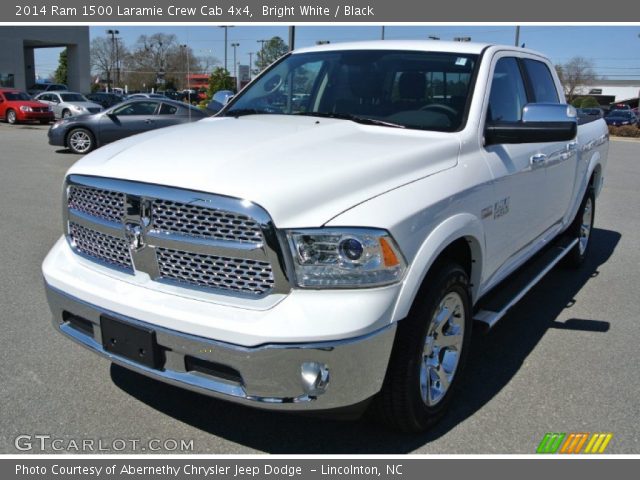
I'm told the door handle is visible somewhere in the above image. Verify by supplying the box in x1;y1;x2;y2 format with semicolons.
530;153;547;167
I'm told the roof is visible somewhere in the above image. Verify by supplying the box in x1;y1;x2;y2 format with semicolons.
293;40;492;55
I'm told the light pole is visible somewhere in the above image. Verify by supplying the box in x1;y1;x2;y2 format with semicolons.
106;29;119;91
219;26;234;73
231;42;240;79
180;44;190;91
515;26;521;47
381;26;385;40
257;39;267;71
248;52;253;79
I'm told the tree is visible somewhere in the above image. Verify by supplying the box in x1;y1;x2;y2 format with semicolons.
255;37;289;71
555;57;597;102
53;48;68;85
206;67;235;99
123;33;201;91
90;37;115;87
580;96;600;108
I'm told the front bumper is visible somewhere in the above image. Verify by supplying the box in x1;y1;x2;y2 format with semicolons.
48;125;67;146
46;283;397;410
20;111;54;121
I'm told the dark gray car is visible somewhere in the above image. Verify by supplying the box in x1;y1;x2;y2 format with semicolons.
48;98;208;154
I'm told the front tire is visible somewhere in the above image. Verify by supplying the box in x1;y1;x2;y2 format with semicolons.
564;187;595;268
6;109;17;124
374;264;472;432
62;109;72;119
67;128;95;154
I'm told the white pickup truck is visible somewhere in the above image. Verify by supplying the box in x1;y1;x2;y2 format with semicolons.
43;41;608;432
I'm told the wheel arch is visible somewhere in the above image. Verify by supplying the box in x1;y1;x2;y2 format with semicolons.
391;213;484;322
64;125;95;148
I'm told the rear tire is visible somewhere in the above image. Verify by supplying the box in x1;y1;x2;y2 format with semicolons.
67;128;95;154
6;109;17;124
564;187;595;268
373;263;472;432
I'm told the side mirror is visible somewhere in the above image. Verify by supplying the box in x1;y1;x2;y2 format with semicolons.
485;104;578;145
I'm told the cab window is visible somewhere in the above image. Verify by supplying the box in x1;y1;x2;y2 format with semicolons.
487;57;528;123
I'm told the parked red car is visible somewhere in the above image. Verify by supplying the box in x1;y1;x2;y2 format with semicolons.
0;88;54;124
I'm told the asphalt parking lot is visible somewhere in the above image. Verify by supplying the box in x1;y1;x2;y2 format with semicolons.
0;122;638;454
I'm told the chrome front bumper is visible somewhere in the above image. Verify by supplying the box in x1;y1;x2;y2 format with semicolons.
45;284;397;411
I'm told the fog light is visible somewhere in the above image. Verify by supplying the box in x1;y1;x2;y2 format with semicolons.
300;362;330;396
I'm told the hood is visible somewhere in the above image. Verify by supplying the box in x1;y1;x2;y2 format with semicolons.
67;115;461;227
7;99;48;108
68;101;102;109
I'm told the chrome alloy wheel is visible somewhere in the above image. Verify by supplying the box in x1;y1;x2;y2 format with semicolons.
68;130;92;153
579;197;593;256
420;292;465;406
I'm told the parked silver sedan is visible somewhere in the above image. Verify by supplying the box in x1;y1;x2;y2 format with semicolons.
33;91;102;119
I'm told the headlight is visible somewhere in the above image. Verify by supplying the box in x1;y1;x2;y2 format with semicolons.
71;105;84;111
19;106;32;112
51;120;64;129
286;228;406;288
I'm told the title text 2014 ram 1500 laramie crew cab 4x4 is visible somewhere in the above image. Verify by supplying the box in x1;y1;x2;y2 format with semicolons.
43;41;608;431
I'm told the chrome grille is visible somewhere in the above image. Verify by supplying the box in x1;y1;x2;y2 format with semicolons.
156;248;275;295
152;199;263;243
69;222;132;270
64;175;287;298
68;186;124;223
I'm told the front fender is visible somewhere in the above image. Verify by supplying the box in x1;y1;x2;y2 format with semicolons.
391;213;484;322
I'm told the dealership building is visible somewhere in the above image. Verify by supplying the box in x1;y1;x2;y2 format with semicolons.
576;79;640;109
0;26;90;92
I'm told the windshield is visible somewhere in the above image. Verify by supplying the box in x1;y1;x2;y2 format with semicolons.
226;50;478;132
4;92;31;101
60;93;88;102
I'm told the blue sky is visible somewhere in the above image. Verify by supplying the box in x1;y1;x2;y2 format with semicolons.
35;25;640;80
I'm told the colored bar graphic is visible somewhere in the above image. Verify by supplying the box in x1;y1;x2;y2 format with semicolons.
539;433;613;454
537;433;566;453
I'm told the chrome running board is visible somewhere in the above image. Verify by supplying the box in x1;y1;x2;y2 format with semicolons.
474;237;578;329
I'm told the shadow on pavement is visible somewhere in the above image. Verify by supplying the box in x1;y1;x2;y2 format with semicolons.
111;228;620;453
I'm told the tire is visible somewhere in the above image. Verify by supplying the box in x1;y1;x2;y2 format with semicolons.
373;263;472;432
564;187;595;268
62;109;72;119
67;128;95;154
6;109;17;124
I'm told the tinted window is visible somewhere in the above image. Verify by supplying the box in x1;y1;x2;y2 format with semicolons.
487;57;528;123
112;101;159;116
60;93;88;102
159;103;178;115
4;91;30;101
523;59;559;103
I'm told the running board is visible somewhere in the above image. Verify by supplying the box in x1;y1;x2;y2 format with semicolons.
473;237;578;329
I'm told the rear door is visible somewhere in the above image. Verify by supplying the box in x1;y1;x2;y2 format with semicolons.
520;57;578;226
98;101;160;144
480;55;550;276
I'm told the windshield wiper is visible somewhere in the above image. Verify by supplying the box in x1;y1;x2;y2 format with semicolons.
225;108;270;117
295;111;405;129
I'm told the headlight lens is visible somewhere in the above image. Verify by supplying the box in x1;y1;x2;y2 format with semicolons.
71;105;83;111
19;106;32;112
286;228;406;288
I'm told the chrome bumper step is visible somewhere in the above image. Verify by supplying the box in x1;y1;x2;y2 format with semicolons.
473;236;578;329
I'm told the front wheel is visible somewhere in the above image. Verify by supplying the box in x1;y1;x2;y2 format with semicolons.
67;128;95;154
62;109;72;119
564;187;595;268
373;263;472;432
6;109;17;124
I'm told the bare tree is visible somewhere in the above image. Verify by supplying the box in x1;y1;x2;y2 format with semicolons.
90;37;115;86
555;57;597;102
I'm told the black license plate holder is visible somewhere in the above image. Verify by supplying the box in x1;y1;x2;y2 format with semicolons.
100;316;162;369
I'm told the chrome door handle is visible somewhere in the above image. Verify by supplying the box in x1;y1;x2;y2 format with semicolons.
530;153;547;167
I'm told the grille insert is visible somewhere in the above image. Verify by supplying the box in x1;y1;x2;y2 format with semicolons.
152;199;263;243
68;186;124;223
69;222;132;270
156;248;274;295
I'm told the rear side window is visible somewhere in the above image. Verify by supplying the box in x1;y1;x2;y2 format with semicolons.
159;103;178;115
487;57;528;123
522;59;559;103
